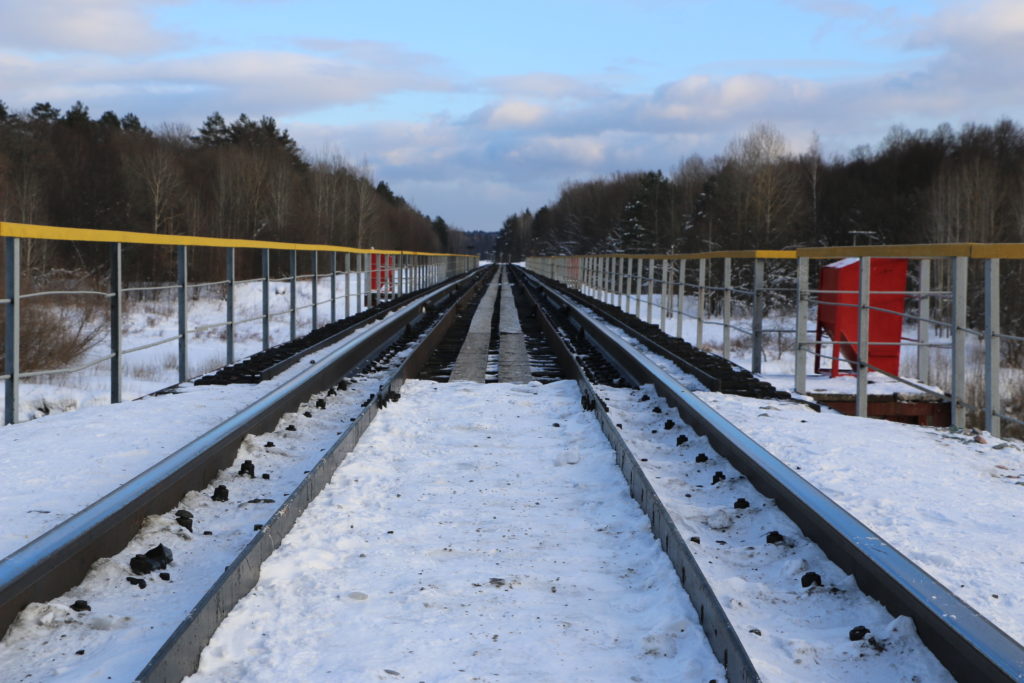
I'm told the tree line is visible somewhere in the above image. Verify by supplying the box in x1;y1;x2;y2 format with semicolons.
496;120;1024;260
0;99;473;282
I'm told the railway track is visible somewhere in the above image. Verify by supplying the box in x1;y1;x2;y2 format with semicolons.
0;264;1021;681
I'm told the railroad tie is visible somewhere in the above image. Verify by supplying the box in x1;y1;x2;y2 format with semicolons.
448;268;501;382
498;266;532;383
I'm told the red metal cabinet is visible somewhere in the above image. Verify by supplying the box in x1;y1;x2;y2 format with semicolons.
815;257;908;377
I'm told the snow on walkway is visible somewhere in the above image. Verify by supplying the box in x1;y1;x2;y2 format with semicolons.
187;380;725;682
579;298;1024;647
0;322;410;560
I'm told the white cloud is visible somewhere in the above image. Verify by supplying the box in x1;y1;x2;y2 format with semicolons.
909;0;1024;48
482;101;549;129
0;0;186;55
2;0;1023;230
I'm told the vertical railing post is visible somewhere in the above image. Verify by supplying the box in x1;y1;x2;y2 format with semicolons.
697;258;706;348
645;258;654;323
357;253;364;313
856;256;871;417
917;259;931;383
634;258;642;317
600;257;609;302
722;257;732;361
344;252;351;319
4;237;20;424
984;258;1001;437
660;258;669;332
795;256;808;394
330;252;337;322
109;243;122;405
752;258;764;374
675;260;685;339
615;257;624;310
398;254;405;297
311;251;319;330
177;245;188;383
624;258;632;312
226;247;235;366
261;248;270;351
951;255;968;429
289;250;297;340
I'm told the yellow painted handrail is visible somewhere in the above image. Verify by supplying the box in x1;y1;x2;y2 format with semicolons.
530;243;1024;260
0;221;473;258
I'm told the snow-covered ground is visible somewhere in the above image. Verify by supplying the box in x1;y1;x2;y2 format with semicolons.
575;297;1024;647
1;272;1021;680
600;384;952;681
187;380;726;682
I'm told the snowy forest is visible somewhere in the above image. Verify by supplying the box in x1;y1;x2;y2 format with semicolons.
496;120;1024;261
0;99;480;281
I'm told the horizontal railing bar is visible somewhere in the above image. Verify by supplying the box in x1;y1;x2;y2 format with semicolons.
123;336;181;355
123;283;179;294
19;290;112;300
19;353;115;378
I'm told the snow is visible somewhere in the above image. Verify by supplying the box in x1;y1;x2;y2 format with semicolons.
187;380;725;682
599;385;952;681
572;292;1024;646
4;271;415;422
699;390;1024;645
0;308;395;560
0;275;1021;680
0;357;405;681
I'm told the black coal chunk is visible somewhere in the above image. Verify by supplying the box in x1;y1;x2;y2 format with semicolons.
849;625;870;641
212;484;229;501
766;530;785;544
70;600;91;612
264;441;276;448
174;509;193;532
159;572;171;581
126;577;146;589
695;453;708;463
315;398;327;409
303;411;312;418
239;460;256;478
337;379;349;391
664;419;675;430
130;544;174;575
801;571;822;588
639;394;650;402
652;406;662;413
327;388;337;396
262;473;271;480
711;471;726;485
689;536;701;544
676;434;688;446
285;424;297;432
734;498;750;509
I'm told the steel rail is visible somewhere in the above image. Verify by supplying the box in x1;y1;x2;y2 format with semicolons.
0;268;487;641
518;266;1024;682
511;267;759;683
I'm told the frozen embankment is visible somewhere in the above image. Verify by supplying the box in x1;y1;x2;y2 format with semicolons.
187;379;725;682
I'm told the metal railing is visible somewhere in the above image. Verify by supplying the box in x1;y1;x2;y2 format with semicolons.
527;243;1022;436
2;221;477;424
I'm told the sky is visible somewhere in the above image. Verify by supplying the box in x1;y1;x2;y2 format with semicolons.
1;0;1023;231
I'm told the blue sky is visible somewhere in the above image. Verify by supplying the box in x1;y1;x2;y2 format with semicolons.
1;0;1022;231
